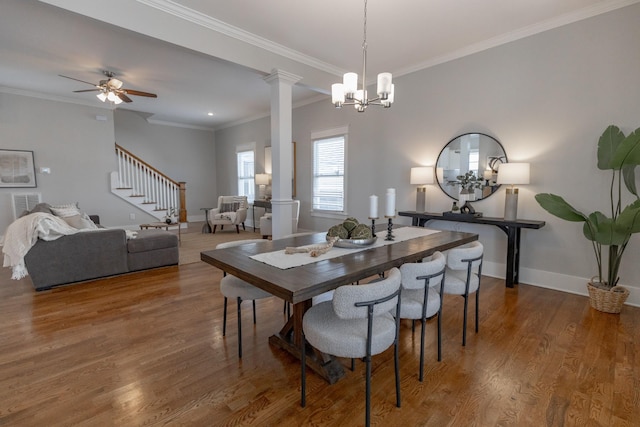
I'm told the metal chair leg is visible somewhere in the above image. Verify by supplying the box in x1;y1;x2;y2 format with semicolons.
365;355;372;427
419;318;426;382
237;297;243;358
437;309;442;362
462;294;468;346
394;341;401;408
252;300;257;324
223;297;228;336
301;333;306;407
475;289;480;333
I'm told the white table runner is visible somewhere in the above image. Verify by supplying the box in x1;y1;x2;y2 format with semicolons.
249;227;441;269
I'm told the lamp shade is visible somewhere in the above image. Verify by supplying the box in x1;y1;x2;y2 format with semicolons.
497;163;530;185
255;173;270;185
410;166;434;185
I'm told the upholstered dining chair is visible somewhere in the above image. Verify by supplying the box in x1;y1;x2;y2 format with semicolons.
216;239;271;358
398;251;446;382
443;241;484;346
301;268;402;427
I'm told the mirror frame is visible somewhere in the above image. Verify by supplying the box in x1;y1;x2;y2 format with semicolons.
435;133;507;201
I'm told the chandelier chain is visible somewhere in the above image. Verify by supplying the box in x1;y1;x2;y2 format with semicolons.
363;0;368;50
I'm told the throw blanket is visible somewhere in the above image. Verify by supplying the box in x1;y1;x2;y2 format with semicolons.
1;212;79;279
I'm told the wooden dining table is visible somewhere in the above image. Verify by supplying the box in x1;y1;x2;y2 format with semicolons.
201;227;477;383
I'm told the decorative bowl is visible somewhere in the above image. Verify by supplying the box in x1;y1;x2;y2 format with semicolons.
328;236;377;248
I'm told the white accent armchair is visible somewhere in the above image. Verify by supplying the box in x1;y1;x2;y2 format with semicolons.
259;200;300;239
208;196;248;234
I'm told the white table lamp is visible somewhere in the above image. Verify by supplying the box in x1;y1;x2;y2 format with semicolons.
496;163;530;221
255;173;270;200
410;166;434;212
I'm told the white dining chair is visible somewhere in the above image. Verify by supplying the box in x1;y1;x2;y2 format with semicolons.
216;239;272;358
443;241;484;346
301;268;402;427
398;251;446;381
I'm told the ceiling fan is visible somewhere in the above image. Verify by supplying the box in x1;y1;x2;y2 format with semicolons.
59;70;157;104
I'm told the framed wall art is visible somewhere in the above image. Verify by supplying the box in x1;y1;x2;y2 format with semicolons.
0;149;37;188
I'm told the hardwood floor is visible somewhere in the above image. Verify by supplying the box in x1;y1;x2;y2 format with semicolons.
0;249;638;426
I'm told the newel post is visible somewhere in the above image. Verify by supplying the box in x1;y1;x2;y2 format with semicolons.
179;182;187;222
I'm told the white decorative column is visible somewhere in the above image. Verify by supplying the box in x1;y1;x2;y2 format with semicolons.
263;69;302;239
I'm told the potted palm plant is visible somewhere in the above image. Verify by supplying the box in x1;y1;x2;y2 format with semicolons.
535;125;640;313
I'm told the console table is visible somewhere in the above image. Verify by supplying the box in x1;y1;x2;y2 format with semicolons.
252;199;272;231
398;211;545;288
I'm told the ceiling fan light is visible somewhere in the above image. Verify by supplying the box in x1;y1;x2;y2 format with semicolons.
96;92;107;102
107;91;117;102
110;78;123;89
113;96;123;105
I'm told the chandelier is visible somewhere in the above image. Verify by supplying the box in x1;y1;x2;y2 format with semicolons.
331;0;394;112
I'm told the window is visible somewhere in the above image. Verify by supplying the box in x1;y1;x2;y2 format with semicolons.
468;149;479;177
312;128;347;213
237;149;255;203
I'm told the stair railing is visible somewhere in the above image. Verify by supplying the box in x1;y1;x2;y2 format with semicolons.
115;144;186;221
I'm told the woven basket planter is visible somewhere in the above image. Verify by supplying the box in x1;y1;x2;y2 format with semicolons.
587;282;630;314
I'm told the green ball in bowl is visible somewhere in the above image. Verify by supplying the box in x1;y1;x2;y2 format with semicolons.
350;223;372;239
342;217;359;233
327;224;349;239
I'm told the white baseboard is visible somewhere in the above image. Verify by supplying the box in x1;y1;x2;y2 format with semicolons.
483;261;639;307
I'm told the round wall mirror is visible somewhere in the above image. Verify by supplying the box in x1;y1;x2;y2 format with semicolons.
435;133;507;201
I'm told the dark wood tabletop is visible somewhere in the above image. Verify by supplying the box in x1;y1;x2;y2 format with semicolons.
200;228;478;304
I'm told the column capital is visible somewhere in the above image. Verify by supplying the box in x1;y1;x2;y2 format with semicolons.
263;69;303;86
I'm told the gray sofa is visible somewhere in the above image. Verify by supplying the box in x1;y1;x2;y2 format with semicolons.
24;215;179;291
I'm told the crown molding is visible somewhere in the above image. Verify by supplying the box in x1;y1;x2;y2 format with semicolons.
136;0;345;76
0;86;113;110
394;0;640;78
145;117;214;131
214;92;327;131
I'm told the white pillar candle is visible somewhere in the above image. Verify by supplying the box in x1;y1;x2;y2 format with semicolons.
385;188;396;217
369;195;378;218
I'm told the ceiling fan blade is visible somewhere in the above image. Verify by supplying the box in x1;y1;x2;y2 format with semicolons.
59;74;98;87
122;89;157;98
117;92;133;103
73;89;101;93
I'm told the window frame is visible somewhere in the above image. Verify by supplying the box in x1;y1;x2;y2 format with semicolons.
236;145;255;203
310;126;349;219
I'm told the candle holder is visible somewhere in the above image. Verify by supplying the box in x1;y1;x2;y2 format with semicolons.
384;216;395;241
369;217;378;237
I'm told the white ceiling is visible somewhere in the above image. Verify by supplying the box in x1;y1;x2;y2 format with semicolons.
1;0;638;130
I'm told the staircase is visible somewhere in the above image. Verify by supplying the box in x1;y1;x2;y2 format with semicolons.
110;144;186;222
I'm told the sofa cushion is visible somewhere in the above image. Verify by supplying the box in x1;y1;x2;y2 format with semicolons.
127;229;178;253
50;202;81;218
20;202;53;217
62;213;99;230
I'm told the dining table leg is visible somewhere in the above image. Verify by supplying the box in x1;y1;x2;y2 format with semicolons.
268;300;345;384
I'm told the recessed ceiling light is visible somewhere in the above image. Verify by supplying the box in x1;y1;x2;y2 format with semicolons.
207;112;214;116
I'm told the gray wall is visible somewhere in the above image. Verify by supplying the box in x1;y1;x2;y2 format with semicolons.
214;4;640;305
0;94;217;231
0;93;122;228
